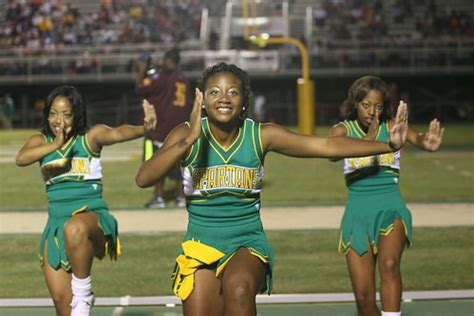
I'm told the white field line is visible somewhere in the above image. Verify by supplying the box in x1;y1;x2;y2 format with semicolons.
1;290;473;307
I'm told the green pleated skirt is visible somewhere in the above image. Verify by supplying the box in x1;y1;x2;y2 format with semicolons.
338;183;413;256
172;216;274;300
39;181;120;270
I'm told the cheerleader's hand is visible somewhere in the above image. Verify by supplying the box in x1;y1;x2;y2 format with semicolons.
389;101;408;151
186;88;203;143
53;115;72;149
422;118;444;152
365;115;380;141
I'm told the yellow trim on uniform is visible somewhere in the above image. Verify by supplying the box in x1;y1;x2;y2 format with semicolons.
49;177;102;185
251;122;259;160
184;138;201;168
104;237;122;259
353;120;365;137
182;240;225;263
203;119;246;164
205;118;243;153
95;212;121;260
248;247;269;263
339;122;350;137
172;240;225;301
83;133;100;157
338;232;353;255
251;120;264;164
195;190;258;198
372;243;379;255
216;252;236;277
205;132;243;164
257;123;264;161
348;121;362;138
172;242;270;300
215;248;268;278
380;223;395;235
56;136;77;158
182;122;196;163
354;120;382;139
340;217;411;256
72;205;88;216
376;124;382;139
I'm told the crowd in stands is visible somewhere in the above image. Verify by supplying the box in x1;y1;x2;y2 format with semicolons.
0;0;203;53
312;0;474;50
0;0;472;76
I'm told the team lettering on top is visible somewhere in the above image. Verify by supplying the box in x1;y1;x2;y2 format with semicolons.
346;152;399;171
192;165;260;190
68;158;91;175
42;158;91;179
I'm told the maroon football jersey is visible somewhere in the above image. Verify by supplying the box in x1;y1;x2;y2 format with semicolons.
137;70;192;142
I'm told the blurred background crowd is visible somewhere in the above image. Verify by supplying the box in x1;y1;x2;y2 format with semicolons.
0;0;472;130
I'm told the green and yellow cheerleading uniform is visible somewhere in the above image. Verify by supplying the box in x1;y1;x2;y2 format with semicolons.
338;120;413;256
39;133;120;271
172;117;273;300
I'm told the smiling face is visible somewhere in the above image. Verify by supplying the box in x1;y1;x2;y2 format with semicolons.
47;96;74;137
204;72;243;125
355;89;384;130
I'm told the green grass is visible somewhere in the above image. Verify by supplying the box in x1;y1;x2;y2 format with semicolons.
2;151;472;210
1;227;473;298
2;124;473;147
1;125;473;210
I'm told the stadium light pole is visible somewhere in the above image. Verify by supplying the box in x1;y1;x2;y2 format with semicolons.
250;34;315;135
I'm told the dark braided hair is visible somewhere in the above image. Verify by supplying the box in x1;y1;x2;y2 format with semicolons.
198;62;250;121
41;85;88;137
342;76;393;122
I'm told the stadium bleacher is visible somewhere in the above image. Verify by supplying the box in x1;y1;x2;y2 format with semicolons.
0;0;472;129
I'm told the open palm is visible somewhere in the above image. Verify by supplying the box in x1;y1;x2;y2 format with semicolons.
187;88;203;142
423;119;444;152
389;101;408;150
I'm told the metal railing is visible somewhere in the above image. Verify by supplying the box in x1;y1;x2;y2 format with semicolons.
1;46;473;84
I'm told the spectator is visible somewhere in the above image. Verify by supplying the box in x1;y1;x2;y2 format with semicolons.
253;92;267;122
0;93;15;129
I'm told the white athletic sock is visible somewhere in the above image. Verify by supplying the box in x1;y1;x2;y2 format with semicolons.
381;311;401;316
71;274;92;297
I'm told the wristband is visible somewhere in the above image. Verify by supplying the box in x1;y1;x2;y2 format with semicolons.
388;140;399;151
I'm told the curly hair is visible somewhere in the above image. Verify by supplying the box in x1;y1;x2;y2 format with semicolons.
41;85;88;137
198;62;250;121
342;76;393;122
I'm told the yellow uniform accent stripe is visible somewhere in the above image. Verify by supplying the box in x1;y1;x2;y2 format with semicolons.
203;119;246;163
83;133;100;157
55;136;77;158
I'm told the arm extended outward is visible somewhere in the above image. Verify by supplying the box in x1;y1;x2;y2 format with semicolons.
406;118;444;152
88;99;157;152
262;101;408;159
